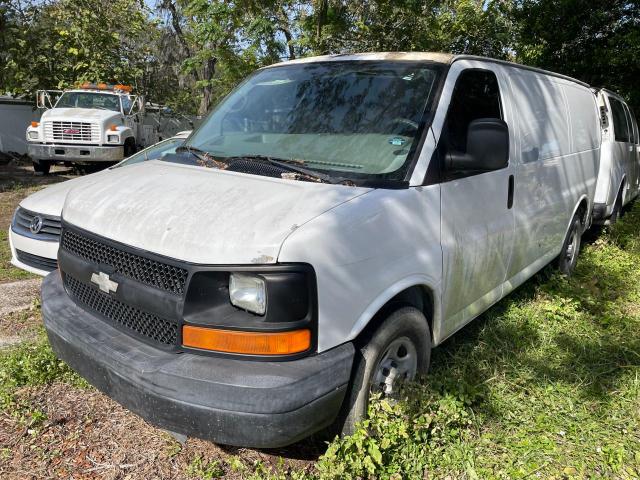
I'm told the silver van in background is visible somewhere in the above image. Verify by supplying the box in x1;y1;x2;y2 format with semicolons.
593;89;640;224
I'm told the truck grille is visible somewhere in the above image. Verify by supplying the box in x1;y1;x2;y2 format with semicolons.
60;228;189;296
44;121;100;143
65;274;179;346
12;207;62;241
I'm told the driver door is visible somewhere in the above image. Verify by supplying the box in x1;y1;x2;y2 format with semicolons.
438;63;516;338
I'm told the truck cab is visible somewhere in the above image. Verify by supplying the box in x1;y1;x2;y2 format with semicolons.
26;84;143;173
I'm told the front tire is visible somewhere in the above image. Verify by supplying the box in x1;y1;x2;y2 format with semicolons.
557;214;582;275
333;306;431;437
32;160;51;175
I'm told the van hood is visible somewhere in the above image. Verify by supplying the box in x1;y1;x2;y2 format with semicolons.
42;107;121;123
62;161;371;264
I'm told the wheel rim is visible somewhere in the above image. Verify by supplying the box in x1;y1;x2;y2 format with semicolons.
565;227;579;265
372;337;418;395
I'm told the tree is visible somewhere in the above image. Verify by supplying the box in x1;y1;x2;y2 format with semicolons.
513;0;640;111
1;0;153;97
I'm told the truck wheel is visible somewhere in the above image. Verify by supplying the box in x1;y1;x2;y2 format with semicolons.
32;160;51;175
556;214;582;275
333;306;431;437
124;139;137;158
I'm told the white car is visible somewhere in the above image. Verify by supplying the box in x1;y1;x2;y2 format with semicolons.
41;53;600;448
9;131;191;275
592;89;640;224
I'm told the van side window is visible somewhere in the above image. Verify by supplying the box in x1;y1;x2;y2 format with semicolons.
445;70;502;153
630;109;639;145
610;97;630;142
623;104;638;144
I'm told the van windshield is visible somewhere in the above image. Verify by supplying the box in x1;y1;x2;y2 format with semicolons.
180;61;442;182
55;92;121;112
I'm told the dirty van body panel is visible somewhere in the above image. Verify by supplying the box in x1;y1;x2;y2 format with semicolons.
278;185;443;349
505;71;600;286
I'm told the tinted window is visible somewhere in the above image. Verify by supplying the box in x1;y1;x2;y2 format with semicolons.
630;108;639;145
445;69;502;153
623;104;638;144
610;97;630;142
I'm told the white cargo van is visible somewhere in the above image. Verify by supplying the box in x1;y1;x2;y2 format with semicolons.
41;53;600;448
592;89;640;224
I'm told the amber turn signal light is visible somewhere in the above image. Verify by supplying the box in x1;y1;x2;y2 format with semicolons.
31;121;39;128
182;326;311;356
109;124;117;131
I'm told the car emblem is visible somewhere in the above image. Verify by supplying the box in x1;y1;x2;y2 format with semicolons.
63;128;80;134
91;271;119;294
29;216;43;234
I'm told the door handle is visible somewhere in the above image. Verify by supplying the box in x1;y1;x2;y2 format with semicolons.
507;174;514;209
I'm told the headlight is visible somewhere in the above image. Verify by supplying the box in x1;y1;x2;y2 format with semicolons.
28;131;39;140
107;134;119;143
229;273;266;315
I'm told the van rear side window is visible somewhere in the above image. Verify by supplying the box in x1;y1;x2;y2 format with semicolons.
623;103;638;144
610;97;630;142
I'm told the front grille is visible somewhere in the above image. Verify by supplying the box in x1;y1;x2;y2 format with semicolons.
60;229;188;295
16;250;58;272
65;274;179;345
12;207;62;241
44;121;100;143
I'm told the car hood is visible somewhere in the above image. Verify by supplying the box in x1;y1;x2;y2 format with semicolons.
62;161;371;264
19;173;108;217
42;107;120;123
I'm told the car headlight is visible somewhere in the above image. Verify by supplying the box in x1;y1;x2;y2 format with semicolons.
107;134;119;143
28;131;39;140
229;273;266;315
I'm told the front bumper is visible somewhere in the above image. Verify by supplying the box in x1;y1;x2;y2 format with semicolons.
41;273;354;447
9;227;59;276
28;143;124;163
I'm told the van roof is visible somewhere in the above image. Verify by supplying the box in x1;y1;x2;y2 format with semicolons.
272;52;589;88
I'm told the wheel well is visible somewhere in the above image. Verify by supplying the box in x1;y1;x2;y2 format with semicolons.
355;285;434;345
576;198;589;226
617;177;627;202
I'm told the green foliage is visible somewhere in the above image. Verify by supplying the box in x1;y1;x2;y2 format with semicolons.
0;332;79;392
185;454;224;479
1;0;153;96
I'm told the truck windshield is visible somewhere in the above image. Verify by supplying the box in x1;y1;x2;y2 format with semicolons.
181;61;443;182
55;92;121;112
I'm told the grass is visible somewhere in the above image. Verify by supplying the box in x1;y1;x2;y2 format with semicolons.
313;204;640;479
0;201;639;479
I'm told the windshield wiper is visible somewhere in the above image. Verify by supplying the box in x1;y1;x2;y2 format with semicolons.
228;155;355;185
175;145;216;163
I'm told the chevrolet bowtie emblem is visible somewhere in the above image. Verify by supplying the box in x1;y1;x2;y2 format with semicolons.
91;271;119;294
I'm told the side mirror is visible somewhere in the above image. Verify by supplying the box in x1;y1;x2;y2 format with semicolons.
446;118;509;171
